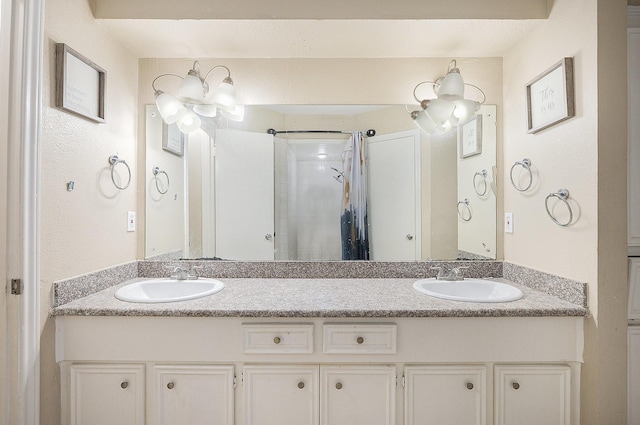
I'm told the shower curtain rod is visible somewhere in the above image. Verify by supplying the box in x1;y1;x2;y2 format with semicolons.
267;128;376;137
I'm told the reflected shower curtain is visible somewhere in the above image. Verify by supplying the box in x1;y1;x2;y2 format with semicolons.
341;131;370;260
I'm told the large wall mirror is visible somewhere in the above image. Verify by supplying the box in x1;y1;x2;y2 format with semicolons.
145;104;497;261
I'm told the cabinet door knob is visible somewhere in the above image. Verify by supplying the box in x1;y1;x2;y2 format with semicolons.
512;382;520;390
120;381;129;389
167;382;175;390
297;381;305;389
335;382;343;390
273;336;281;344
466;382;474;390
356;336;364;344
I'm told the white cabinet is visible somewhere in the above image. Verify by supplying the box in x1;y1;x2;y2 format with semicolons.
320;365;396;425
151;365;234;425
68;364;144;425
494;365;571;425
404;365;487;425
243;365;319;425
243;365;396;425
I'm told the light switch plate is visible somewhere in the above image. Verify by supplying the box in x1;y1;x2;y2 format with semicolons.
504;212;513;234
127;211;136;232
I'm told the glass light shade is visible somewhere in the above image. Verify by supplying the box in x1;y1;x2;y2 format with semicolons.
452;99;480;122
411;110;437;134
425;99;456;126
220;104;245;121
193;103;218;117
177;74;205;104
176;110;201;133
437;69;464;101
211;81;237;111
155;91;188;124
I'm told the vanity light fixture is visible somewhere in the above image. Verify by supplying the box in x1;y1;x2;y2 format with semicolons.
152;61;245;134
410;60;486;134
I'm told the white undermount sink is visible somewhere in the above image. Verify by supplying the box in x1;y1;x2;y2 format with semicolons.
413;278;523;303
114;278;224;303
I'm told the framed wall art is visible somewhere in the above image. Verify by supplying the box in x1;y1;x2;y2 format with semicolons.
55;43;106;123
526;57;575;133
460;114;483;158
162;122;185;156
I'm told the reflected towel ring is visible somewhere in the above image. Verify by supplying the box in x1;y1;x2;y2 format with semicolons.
152;166;170;195
545;189;574;227
108;155;131;190
457;198;472;222
509;158;533;192
473;170;488;196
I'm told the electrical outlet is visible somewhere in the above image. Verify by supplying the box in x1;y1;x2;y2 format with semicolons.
127;211;136;232
504;212;513;234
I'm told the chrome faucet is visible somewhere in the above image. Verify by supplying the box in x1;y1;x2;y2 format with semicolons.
169;266;198;280
431;266;469;281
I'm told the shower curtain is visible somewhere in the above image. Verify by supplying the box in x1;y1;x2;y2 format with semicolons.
341;131;370;260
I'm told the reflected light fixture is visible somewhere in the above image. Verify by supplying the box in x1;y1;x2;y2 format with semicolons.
152;61;244;134
410;60;486;135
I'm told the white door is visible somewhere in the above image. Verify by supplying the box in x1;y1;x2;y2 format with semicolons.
320;365;396;425
404;365;486;425
243;365;319;425
152;365;234;425
69;364;145;425
214;129;274;260
494;365;571;425
367;130;421;260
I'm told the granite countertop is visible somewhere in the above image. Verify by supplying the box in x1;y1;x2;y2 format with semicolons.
51;277;588;318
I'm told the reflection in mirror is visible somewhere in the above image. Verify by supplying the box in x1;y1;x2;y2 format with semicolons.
145;105;497;262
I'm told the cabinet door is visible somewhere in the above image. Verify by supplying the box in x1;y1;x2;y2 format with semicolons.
69;364;144;425
320;365;396;425
153;365;234;425
243;365;319;425
404;365;486;425
629;328;640;425
495;365;570;425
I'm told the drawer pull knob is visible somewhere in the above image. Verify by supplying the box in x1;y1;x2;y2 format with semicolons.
356;336;364;344
297;381;305;389
167;382;175;390
273;336;281;344
120;381;129;389
335;382;343;390
466;382;474;390
512;382;520;390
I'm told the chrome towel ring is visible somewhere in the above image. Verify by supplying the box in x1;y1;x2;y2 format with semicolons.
545;189;574;227
108;155;131;190
457;198;472;222
473;169;488;196
152;166;170;195
509;158;533;192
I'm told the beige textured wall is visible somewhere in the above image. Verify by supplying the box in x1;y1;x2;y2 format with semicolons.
503;0;628;422
40;0;139;421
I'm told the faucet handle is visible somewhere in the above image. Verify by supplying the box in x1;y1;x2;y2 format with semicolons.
451;266;470;279
430;266;445;279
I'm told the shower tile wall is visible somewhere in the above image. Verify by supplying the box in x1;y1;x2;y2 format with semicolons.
275;139;344;260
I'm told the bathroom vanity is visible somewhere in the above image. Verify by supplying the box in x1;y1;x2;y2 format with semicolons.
53;276;586;425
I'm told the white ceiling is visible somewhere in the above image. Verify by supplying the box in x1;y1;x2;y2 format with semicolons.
98;19;543;59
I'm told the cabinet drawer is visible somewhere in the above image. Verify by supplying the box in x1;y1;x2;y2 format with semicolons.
323;324;397;354
242;323;314;353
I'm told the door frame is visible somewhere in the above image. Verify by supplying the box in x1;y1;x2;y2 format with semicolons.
2;0;44;424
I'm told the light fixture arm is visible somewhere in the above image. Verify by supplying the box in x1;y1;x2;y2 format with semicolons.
151;73;184;93
203;65;233;86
